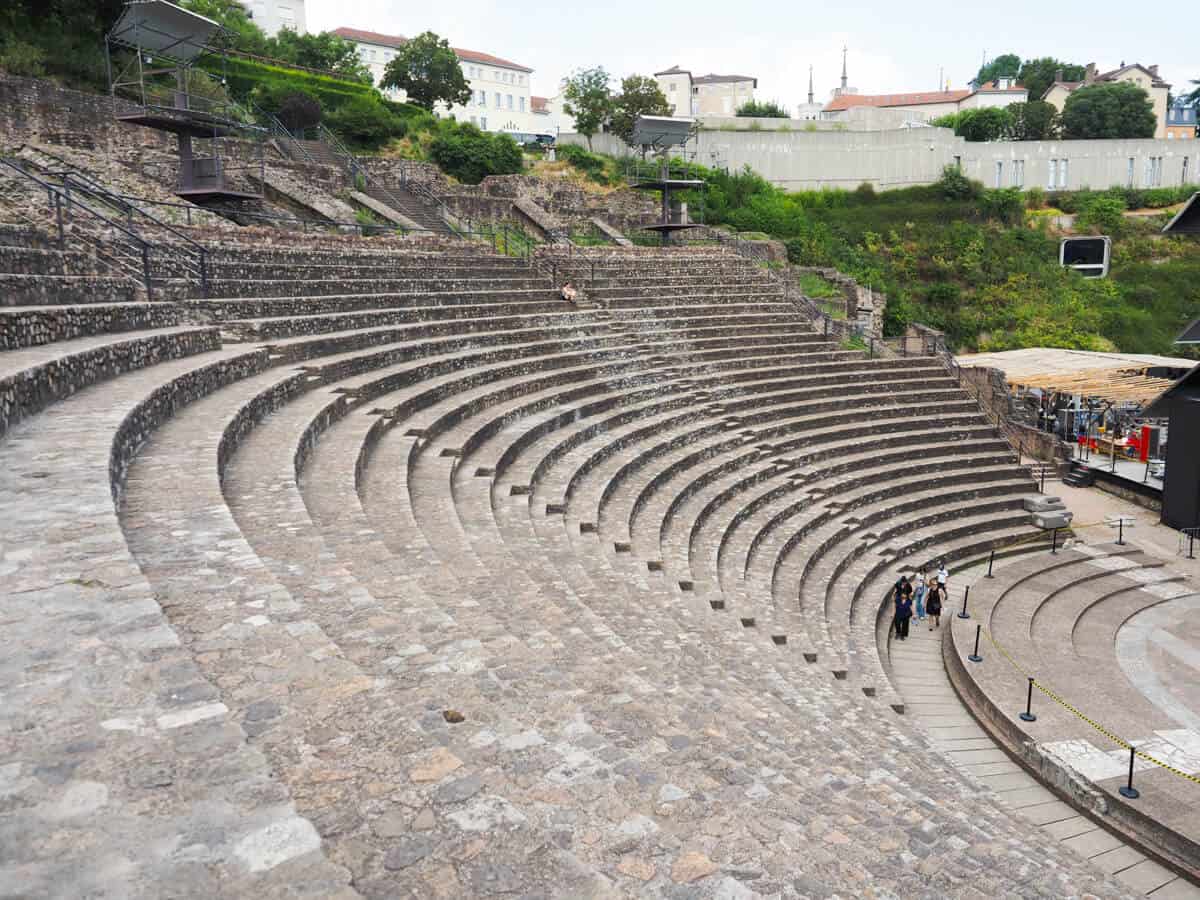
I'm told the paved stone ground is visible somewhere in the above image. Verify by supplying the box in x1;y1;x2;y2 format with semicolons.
890;557;1200;898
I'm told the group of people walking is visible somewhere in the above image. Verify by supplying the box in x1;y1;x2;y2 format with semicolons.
891;562;948;640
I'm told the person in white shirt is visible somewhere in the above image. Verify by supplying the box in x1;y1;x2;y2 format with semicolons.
914;568;927;620
936;561;949;594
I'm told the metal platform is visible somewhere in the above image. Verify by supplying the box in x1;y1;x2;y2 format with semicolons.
176;187;261;203
630;178;704;191
641;223;705;234
117;110;239;138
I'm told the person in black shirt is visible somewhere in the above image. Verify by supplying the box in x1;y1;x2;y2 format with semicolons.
892;575;913;639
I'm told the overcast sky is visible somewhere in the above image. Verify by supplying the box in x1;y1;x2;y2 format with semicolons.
309;0;1193;111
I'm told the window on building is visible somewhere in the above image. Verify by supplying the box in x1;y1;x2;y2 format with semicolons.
495;92;501;108
1059;159;1068;189
507;94;513;110
1183;156;1189;185
478;89;486;106
669;82;676;92
1011;159;1024;187
519;97;525;112
1047;159;1057;189
995;161;1003;188
1127;157;1136;187
480;117;487;130
1145;157;1153;186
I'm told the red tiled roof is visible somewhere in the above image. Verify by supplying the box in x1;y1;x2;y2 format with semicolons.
973;81;1027;93
824;89;970;112
331;27;533;73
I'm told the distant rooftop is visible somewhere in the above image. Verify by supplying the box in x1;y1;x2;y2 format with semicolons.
654;65;757;88
331;27;533;73
825;89;971;112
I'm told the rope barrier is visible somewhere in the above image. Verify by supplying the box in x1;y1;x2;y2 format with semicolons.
965;540;1200;787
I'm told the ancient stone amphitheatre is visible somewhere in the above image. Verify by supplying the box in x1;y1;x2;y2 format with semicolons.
2;80;1199;900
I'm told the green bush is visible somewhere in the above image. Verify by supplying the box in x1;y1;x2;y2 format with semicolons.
323;95;406;149
854;182;877;201
0;40;46;77
1075;196;1126;234
429;123;523;184
978;188;1024;225
1024;187;1046;210
935;166;984;201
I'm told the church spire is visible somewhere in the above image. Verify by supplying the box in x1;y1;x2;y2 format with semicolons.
840;45;848;90
808;64;814;104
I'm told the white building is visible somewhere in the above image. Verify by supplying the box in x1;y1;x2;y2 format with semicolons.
332;27;538;135
238;0;305;35
531;94;575;137
655;65;757;117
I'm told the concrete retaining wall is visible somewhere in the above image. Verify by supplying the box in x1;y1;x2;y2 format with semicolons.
565;128;1198;193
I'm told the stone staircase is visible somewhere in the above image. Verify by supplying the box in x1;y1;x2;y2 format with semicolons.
0;238;1149;898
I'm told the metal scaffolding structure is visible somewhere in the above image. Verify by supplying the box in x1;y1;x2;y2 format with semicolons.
106;0;265;203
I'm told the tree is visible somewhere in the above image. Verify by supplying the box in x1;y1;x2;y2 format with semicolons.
429;123;523;184
946;107;1012;141
608;75;671;143
269;31;371;82
180;0;271;55
736;99;789;118
380;31;471;112
1187;79;1200;106
974;53;1021;87
1005;100;1060;140
1061;82;1156;139
1018;57;1086;100
562;67;611;149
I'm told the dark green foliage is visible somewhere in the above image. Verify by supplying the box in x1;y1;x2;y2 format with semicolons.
1018;58;1086;100
935;166;984;201
324;95;406;148
1075;196;1126;234
429;123;522;184
736;99;790;118
974;53;1021;87
250;82;322;130
380;31;471;112
1005;101;1061;140
978;188;1025;225
609;75;671;144
1062;82;1157;139
953;107;1013;141
275;91;322;132
269;30;371;82
0;0;122;89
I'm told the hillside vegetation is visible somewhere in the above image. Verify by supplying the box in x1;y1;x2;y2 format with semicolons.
555;151;1199;356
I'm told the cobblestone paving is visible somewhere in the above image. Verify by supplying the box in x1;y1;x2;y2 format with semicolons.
0;247;1150;898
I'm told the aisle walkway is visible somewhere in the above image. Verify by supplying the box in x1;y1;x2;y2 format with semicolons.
888;579;1199;899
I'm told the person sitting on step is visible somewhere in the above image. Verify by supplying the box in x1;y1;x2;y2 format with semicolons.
560;281;578;303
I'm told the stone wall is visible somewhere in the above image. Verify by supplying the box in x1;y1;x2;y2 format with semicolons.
0;74;173;155
958;364;1069;462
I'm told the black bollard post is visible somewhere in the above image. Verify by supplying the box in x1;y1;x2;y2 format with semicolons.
1119;746;1139;799
1189;530;1196;560
968;624;983;663
1117;518;1125;546
1051;527;1059;554
1040;464;1046;494
985;549;995;579
958;585;970;619
1019;676;1037;722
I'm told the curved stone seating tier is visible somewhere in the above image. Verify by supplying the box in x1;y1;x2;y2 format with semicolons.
0;343;355;897
0;238;1142;896
0;326;220;437
712;455;1026;649
0;301;193;349
0;272;140;306
949;546;1200;879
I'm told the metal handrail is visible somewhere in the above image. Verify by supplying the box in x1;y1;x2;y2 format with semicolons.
33;166;207;294
0;157;211;299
